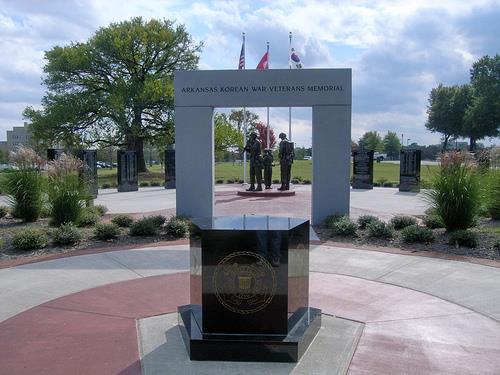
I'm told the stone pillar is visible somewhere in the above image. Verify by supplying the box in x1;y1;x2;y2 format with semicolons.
399;149;421;192
164;146;176;189
75;150;98;197
117;150;138;192
47;148;64;161
352;147;374;189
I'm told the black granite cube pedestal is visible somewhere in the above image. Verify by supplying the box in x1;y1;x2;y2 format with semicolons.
178;216;321;362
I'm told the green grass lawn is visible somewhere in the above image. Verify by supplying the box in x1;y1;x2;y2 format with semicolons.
95;161;439;187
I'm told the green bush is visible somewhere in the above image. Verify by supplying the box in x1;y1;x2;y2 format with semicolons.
129;217;160;236
215;179;224;184
0;206;8;218
52;223;83;246
376;177;388;185
92;205;108;217
302;179;311;184
331;216;357;236
165;217;190;238
101;183;111;189
425;155;481;231
494;240;500;251
383;182;394;187
3;169;44;222
485;170;500;220
447;230;478;248
423;214;445;229
401;225;434;243
324;214;343;227
77;209;101;227
12;229;48;251
272;179;280;184
367;220;394;239
390;215;417;230
149;215;166;227
111;214;134;227
226;178;235;183
291;178;300;184
150;181;161;187
94;222;120;240
293;176;303;182
357;215;379;229
139;182;149;187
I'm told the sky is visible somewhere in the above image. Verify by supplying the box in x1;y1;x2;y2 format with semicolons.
0;0;499;148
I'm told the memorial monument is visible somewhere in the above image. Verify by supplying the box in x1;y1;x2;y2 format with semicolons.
352;146;374;189
178;215;321;362
117;150;138;192
46;148;64;161
278;133;294;191
164;146;176;189
399;149;421;192
243;132;263;191
262;149;273;189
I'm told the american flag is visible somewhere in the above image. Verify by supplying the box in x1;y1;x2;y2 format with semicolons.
238;40;245;69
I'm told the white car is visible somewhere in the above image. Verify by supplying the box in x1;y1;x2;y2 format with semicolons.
303;156;312;160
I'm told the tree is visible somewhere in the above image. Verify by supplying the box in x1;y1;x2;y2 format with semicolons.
214;113;243;160
0;149;8;164
228;109;260;132
425;84;470;151
464;55;500;151
383;131;401;159
359;131;383;151
23;17;201;172
254;122;276;150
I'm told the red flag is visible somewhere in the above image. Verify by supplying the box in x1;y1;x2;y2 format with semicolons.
256;52;268;70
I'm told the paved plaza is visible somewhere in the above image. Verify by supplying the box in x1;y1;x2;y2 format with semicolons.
1;186;499;374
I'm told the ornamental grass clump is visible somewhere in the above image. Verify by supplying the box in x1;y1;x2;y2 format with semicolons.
12;228;48;251
425;151;481;231
47;154;91;226
3;146;44;222
331;216;357;237
401;225;434;244
390;215;417;230
52;223;83;246
485;170;500;220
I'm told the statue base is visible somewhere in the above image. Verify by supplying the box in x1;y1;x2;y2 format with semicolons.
178;305;321;362
237;189;295;197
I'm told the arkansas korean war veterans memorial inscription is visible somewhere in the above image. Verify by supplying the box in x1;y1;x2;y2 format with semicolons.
174;69;352;225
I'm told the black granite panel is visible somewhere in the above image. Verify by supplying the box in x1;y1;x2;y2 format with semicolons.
117;150;138;192
164;149;176;189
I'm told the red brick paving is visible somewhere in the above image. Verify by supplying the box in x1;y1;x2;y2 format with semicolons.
1;271;500;374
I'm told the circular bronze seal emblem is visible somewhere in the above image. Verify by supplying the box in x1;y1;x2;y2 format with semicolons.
213;251;277;315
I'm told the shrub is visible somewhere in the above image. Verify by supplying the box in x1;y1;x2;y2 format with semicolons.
3;169;44;222
324;214;343;227
77;210;101;227
238;179;244;184
293;176;303;182
357;215;378;229
0;238;4;249
52;223;83;246
0;206;8;218
447;230;478;248
272;179;280;184
302;179;311;184
367;220;394;239
47;155;90;226
111;214;134;227
376;177;388;185
215;179;224;184
373;182;381;187
383;182;394;187
150;181;161;187
129;217;160;236
94;222;120;240
101;183;111;189
291;178;300;184
226;178;235;183
494;240;500;251
331;216;357;236
149;215;166;227
12;229;47;251
401;225;434;243
139;182;149;187
165;217;190;238
425;152;481;231
423;214;444;229
485;170;500;220
390;215;417;230
92;205;108;217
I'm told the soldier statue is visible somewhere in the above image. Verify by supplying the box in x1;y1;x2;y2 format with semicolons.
262;149;273;189
243;132;263;191
278;132;294;191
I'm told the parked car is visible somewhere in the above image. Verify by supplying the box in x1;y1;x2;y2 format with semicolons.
303;156;312;160
374;153;387;162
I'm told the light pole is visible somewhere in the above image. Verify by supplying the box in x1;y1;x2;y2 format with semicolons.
407;138;411;147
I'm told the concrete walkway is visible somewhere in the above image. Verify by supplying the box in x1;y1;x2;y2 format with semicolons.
1;244;500;374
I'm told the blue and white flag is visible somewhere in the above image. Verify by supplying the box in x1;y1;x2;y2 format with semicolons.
290;48;302;69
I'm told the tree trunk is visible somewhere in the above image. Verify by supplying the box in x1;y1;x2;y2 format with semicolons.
442;135;450;152
469;137;476;152
127;136;147;172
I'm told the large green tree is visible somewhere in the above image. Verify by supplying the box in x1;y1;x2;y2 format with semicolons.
463;55;500;151
425;84;470;151
24;17;201;172
214;113;243;160
228;109;260;133
359;131;383;152
383;131;401;159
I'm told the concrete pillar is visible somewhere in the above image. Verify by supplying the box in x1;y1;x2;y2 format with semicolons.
311;105;351;225
175;106;214;218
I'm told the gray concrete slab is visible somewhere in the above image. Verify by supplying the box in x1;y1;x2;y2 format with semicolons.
138;313;363;375
94;187;176;214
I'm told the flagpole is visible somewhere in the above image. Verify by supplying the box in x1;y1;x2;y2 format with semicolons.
288;32;292;141
266;41;270;149
242;32;247;184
